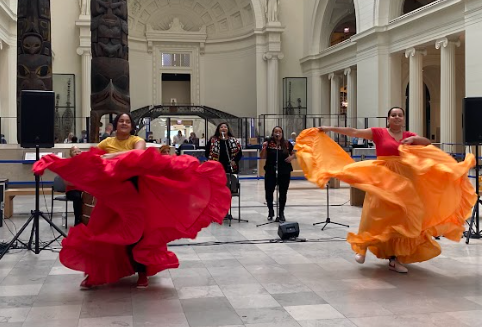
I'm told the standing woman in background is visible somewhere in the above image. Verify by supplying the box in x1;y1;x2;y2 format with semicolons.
260;126;295;222
205;122;242;174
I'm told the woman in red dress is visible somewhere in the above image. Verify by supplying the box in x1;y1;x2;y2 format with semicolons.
33;114;231;289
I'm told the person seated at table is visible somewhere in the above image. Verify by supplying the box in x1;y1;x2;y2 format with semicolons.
65;146;83;226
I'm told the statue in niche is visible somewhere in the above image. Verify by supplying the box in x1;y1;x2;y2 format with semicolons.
78;0;89;15
90;0;130;142
265;0;279;22
16;0;53;143
168;17;185;32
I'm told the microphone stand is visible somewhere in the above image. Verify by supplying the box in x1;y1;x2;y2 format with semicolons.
257;137;281;227
222;134;248;227
313;182;349;230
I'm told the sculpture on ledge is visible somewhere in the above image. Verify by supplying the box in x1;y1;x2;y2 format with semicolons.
265;0;279;23
90;0;130;142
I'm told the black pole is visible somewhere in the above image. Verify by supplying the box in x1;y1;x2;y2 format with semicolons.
34;146;40;254
476;145;480;234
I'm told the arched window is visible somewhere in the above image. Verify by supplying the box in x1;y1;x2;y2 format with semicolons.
329;14;356;47
403;0;438;15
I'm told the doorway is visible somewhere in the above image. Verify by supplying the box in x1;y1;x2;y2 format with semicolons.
161;73;191;106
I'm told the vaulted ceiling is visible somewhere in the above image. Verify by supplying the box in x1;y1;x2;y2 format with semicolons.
128;0;256;40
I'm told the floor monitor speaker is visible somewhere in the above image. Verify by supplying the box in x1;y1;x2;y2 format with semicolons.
278;222;300;240
463;97;482;145
20;90;55;148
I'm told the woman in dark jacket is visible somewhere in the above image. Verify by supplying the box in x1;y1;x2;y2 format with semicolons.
205;122;242;174
260;126;295;222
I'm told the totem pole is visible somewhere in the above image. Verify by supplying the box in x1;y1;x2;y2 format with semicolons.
90;0;130;142
16;0;53;143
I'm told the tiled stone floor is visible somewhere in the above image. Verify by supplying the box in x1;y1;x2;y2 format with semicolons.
0;180;481;327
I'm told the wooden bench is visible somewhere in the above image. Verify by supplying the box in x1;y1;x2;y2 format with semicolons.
4;188;63;218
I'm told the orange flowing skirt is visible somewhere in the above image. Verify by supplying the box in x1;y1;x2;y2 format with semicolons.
295;128;476;263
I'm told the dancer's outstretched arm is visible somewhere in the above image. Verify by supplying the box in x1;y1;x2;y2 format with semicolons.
318;126;373;141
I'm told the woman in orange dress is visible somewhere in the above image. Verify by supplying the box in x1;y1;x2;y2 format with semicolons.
295;107;476;273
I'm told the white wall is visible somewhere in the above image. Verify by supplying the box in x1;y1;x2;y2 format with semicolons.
203;45;257;117
51;0;81;124
129;45;153;110
278;0;303;79
465;1;482;97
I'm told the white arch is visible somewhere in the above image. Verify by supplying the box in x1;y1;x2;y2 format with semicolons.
251;0;265;29
308;0;329;54
374;0;390;26
309;0;360;54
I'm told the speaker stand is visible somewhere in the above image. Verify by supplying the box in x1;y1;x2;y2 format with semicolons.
313;182;349;230
0;147;67;260
465;145;481;244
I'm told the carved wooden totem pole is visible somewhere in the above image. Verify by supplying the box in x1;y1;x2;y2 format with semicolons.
16;0;53;143
90;0;130;142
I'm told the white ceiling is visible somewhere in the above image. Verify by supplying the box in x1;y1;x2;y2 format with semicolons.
128;0;256;40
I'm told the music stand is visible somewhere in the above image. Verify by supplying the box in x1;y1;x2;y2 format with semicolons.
257;147;281;227
465;145;481;244
313;182;349;230
0;146;67;260
223;137;248;227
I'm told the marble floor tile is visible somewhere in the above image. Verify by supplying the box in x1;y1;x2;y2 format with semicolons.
79;315;134;327
0;285;42;297
177;285;224;299
235;306;293;324
24;304;81;321
0;180;481;327
446;310;482;327
272;292;327;307
349;312;471;327
0;307;30;323
285;304;345;321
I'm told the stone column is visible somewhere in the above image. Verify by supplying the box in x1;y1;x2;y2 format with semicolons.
76;9;91;131
309;73;322;115
328;73;340;127
405;47;426;135
263;53;283;115
344;67;357;128
436;37;460;149
76;48;91;127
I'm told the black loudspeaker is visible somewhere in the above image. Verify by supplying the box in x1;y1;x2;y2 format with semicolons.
463;97;482;145
20;90;55;148
278;222;300;240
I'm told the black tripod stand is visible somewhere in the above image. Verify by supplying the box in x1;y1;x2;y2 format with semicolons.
0;146;67;260
465;145;481;244
313;182;349;230
257;147;282;227
223;136;248;227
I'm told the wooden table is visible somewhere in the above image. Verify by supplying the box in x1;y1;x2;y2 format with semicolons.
4;188;62;218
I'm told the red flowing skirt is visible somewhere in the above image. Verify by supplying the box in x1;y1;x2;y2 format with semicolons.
33;148;231;285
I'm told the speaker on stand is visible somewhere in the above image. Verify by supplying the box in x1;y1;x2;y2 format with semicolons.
0;91;66;260
463;97;482;243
